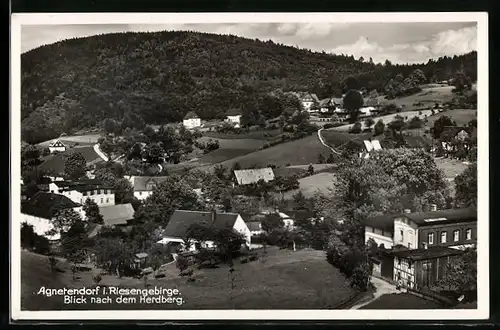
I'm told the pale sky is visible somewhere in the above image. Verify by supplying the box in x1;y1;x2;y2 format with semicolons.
21;22;477;64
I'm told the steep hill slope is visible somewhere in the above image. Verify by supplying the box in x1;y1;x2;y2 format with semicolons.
21;30;477;143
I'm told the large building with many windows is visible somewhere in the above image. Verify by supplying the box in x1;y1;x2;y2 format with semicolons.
363;205;477;290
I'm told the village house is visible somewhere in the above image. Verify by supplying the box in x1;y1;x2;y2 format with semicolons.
359;139;383;159
86;203;136;238
157;210;251;252
293;92;320;112
277;211;295;229
125;176;170;201
364;206;477;288
48;139;67;154
233;167;275;186
246;221;265;237
358;106;377;118
391;246;465;290
49;179;115;207
364;206;477;251
21;192;84;240
182;111;201;129
225;108;242;127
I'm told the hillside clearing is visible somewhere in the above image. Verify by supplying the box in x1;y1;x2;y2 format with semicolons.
201;134;331;171
37;133;103;148
281;172;338;200
21;248;357;310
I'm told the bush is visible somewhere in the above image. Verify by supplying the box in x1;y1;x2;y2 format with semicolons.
240;257;249;264
407;116;424;129
373;119;385;136
249;254;259;262
349;122;362;134
350;261;373;291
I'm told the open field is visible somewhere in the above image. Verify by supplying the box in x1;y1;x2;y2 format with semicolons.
378;85;456;111
360;293;443;309
423;109;477;127
193;137;267;165
202;129;282;141
281;172;338;200
21;248;357;310
200;134;332;171
37;133;103;148
329;109;435;132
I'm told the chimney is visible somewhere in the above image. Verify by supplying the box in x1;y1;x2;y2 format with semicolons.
403;209;411;214
430;204;437;212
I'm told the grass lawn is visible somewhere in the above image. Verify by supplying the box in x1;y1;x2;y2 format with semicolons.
281;172;338;200
360;293;444;309
194;137;267;165
423;109;477;127
201;134;330;171
378;85;456;111
37;133;103;148
202;130;282;141
21;248;357;310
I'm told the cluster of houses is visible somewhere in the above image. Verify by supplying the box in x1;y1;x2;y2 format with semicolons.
180;90;382;131
363;205;477;290
20;165;302;261
182;109;243;130
293;91;380;122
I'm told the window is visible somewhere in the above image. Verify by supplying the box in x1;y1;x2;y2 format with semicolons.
428;233;434;245
441;231;447;244
98;189;102;194
100;198;103;204
139;192;142;196
466;229;472;240
454;230;460;242
106;198;109;203
400;229;404;242
83;191;87;196
408;242;412;249
90;190;95;196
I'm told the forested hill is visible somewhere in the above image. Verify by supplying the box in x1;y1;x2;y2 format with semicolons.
21;30;477;144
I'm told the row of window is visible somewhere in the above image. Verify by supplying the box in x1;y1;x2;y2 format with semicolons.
427;229;473;245
83;189;112;196
80;197;110;204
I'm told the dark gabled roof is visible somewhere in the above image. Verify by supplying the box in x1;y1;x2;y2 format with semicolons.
404;135;432;148
226;108;242;116
183;111;199;120
246;221;262;231
98;203;135;227
361;214;397;232
49;139;66;148
129;176;170;191
21;192;81;219
38;146;103;175
401;207;477;226
55;179;113;192
163;210;241;239
390;246;464;261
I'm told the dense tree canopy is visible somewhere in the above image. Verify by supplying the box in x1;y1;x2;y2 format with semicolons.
21;30;477;143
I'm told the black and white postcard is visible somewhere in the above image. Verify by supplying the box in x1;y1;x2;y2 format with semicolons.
10;12;489;321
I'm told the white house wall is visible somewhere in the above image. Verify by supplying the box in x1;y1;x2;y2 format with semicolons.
183;118;201;129
394;256;416;289
233;215;252;246
394;217;419;249
365;226;394;249
61;190;115;207
134;191;153;201
22;213;60;240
